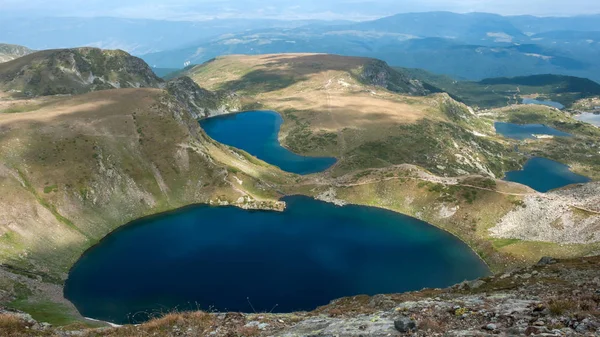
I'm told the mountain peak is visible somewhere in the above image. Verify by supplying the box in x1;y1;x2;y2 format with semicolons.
0;47;163;97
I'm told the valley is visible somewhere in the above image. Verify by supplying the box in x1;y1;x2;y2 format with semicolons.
0;47;598;335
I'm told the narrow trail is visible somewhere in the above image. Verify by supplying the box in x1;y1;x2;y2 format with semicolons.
285;173;600;215
323;75;347;159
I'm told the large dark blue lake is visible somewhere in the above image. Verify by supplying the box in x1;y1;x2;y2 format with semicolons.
504;157;590;192
495;122;572;140
64;196;489;324
200;111;336;175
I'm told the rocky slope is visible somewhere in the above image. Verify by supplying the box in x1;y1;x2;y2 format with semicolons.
166;76;241;118
0;47;163;96
0;44;33;63
2;256;599;336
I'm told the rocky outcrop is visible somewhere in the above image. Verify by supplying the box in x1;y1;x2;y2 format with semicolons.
0;47;164;96
166;76;241;119
0;43;33;63
357;59;429;95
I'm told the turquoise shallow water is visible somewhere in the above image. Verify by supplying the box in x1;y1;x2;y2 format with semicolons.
64;196;490;324
200;111;337;175
494;122;572;140
504;157;590;192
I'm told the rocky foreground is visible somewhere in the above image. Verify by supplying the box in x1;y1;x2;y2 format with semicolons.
1;256;599;336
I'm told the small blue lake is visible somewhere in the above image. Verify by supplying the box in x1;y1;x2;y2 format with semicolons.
494;122;572;140
504;157;590;192
64;196;489;324
522;98;565;109
575;112;600;127
200;111;336;175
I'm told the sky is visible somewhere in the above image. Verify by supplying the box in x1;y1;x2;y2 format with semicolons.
1;0;599;20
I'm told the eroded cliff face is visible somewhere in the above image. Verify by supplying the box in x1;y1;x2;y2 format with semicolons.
166;76;241;119
2;256;599;336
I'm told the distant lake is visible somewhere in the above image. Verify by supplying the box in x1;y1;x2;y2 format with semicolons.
574;112;600;127
200;111;336;175
504;157;590;192
522;98;565;109
64;196;489;324
494;122;572;140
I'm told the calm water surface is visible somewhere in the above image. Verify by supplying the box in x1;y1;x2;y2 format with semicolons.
494;122;572;140
65;196;490;324
574;112;600;127
504;157;590;192
522;98;565;109
200;111;336;175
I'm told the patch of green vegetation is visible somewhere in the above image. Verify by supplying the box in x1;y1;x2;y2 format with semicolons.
9;299;80;326
1;104;44;114
7;282;79;326
462;177;497;190
16;169;86;238
492;238;521;249
334;119;517;177
43;185;58;194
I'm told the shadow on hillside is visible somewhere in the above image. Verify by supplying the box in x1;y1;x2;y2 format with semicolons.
217;54;371;94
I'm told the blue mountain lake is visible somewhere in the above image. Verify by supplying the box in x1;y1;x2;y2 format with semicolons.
575;112;600;127
504;157;590;192
64;196;489;324
200;111;336;175
522;98;565;109
494;122;572;140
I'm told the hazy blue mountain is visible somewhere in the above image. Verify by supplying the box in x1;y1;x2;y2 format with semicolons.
140;12;600;82
338;12;527;44
507;15;600;34
0;17;335;55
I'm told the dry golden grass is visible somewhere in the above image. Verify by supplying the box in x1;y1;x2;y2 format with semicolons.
191;54;442;137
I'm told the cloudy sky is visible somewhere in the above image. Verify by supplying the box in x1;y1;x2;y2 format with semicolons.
1;0;599;20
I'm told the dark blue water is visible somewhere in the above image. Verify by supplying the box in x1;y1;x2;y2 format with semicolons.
504;157;590;192
64;196;489;324
495;122;572;140
522;98;565;109
200;111;336;175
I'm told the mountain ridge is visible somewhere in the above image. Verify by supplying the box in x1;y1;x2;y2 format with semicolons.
0;43;33;64
0;47;163;96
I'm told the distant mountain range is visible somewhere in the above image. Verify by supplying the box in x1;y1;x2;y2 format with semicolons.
0;17;335;55
138;12;600;82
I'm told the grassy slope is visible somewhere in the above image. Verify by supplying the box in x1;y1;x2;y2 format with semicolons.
403;68;600;109
0;88;291;325
186;54;600;272
186;54;521;178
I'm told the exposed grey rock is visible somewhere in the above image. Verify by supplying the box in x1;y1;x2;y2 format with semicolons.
394;317;417;332
537;257;558;266
484;323;497;330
